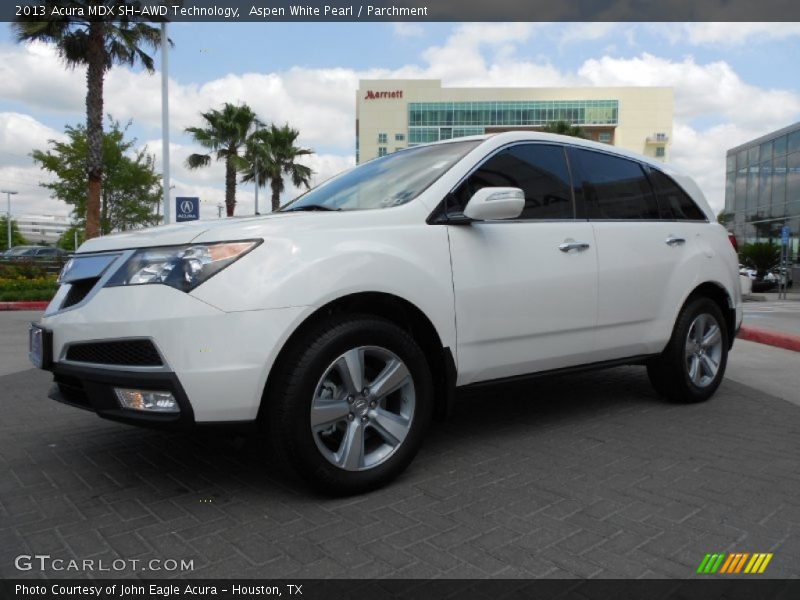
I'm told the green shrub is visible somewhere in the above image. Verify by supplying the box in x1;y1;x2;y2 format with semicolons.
0;262;50;280
739;242;780;279
0;270;59;301
0;288;58;302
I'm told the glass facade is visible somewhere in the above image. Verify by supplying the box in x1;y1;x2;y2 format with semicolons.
407;100;619;145
724;123;800;259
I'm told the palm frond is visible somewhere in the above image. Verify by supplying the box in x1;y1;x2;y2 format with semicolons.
229;154;250;172
290;164;313;189
184;127;219;151
186;153;211;169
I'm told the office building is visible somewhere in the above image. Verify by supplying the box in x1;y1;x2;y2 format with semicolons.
15;214;71;245
356;79;673;163
724;122;800;256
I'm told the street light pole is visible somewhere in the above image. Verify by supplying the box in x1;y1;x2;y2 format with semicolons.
254;148;259;215
1;190;18;251
161;21;171;225
250;122;260;215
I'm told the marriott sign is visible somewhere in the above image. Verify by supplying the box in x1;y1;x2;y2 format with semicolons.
364;90;403;100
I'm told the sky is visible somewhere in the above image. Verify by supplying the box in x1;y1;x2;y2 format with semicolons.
1;21;800;221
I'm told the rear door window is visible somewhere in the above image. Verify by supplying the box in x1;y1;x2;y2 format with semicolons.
569;148;659;220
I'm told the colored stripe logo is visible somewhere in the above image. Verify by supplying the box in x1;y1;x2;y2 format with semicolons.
697;553;773;574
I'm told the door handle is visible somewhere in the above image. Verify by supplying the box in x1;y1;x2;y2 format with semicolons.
558;241;591;253
665;236;686;246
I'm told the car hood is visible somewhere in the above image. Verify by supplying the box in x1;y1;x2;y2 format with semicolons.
75;211;325;253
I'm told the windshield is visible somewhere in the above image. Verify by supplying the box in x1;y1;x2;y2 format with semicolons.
281;140;480;212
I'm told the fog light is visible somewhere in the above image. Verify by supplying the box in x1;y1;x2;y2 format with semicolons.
114;388;179;413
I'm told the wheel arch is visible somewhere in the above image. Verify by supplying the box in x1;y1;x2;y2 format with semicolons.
259;292;456;424
683;281;737;349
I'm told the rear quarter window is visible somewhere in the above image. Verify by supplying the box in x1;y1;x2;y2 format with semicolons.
648;169;707;221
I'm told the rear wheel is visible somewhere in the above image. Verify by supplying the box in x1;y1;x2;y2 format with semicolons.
647;297;728;403
266;315;433;495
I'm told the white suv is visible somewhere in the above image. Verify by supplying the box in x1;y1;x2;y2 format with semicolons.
30;132;742;494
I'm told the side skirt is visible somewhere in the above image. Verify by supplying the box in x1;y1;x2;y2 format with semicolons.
457;354;660;392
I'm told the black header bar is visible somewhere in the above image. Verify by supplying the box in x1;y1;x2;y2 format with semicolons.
4;0;800;22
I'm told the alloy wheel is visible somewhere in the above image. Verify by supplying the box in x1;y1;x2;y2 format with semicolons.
310;346;416;471
685;313;723;388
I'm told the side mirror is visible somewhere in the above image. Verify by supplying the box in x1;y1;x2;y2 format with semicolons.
463;187;524;221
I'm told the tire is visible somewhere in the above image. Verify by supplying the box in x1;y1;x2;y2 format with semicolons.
266;314;433;495
647;296;728;403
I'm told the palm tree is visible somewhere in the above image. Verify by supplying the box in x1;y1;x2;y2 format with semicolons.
185;103;261;217
542;120;589;139
14;2;165;239
242;124;314;212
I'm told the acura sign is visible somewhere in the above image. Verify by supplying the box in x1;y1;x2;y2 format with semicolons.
175;197;200;222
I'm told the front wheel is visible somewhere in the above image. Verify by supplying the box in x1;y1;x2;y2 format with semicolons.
647;297;728;403
266;315;433;495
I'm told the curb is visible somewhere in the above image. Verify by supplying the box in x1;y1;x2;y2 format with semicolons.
737;326;800;353
0;301;49;311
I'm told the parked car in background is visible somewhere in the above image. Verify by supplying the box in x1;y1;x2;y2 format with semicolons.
739;274;753;296
2;245;43;259
765;267;793;288
30;132;742;494
6;246;68;260
35;247;68;259
739;265;757;281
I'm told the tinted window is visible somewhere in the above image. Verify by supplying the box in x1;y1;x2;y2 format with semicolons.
789;130;800;155
774;135;787;157
570;148;659;219
453;144;573;219
788;152;800;213
648;169;707;221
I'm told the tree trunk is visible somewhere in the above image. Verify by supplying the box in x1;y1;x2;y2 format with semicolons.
225;155;237;217
85;20;105;240
101;187;108;235
271;176;282;212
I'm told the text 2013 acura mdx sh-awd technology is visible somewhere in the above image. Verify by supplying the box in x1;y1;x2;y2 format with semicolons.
30;132;742;494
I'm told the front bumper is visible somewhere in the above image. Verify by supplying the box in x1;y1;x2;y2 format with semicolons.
49;362;196;429
40;284;308;423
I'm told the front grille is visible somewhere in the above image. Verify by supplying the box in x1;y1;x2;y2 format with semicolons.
65;340;163;367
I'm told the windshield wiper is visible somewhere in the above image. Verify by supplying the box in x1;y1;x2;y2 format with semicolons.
282;204;341;212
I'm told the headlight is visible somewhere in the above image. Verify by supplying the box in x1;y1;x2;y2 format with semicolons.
105;241;259;292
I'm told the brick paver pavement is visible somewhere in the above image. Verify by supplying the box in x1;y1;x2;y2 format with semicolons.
1;367;799;579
